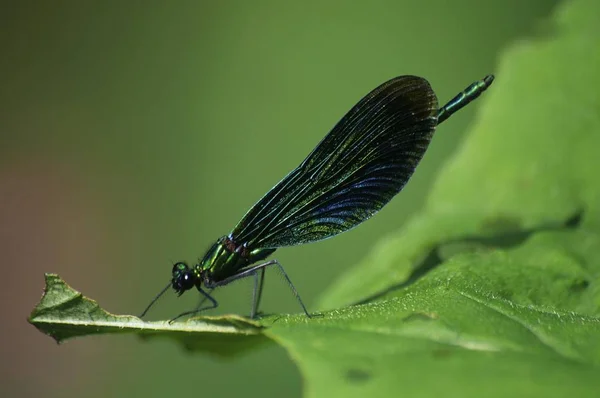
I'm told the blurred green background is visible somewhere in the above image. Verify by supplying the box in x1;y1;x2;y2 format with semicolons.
1;1;558;397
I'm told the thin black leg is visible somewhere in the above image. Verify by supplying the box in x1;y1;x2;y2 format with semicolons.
251;268;266;319
195;287;214;310
169;287;218;323
208;259;311;318
139;281;171;318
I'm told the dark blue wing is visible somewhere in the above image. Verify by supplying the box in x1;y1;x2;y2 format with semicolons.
231;75;438;248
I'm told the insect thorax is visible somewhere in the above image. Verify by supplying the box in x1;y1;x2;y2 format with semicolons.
197;235;275;282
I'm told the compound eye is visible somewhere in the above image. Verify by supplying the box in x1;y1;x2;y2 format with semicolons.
172;262;189;275
181;271;195;290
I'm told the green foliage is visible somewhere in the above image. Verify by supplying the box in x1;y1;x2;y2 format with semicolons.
28;0;600;396
30;274;268;357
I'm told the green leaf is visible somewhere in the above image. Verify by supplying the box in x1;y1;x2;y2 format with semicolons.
28;0;600;396
271;266;600;398
274;232;600;397
29;273;270;357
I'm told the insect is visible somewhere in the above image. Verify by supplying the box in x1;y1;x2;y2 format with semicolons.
140;74;494;321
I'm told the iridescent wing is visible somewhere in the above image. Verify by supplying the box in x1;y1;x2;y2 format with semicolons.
231;75;438;248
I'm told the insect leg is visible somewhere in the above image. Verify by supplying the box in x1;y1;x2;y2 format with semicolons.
169;287;218;323
210;260;311;318
251;268;266;319
194;287;215;310
139;281;171;318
